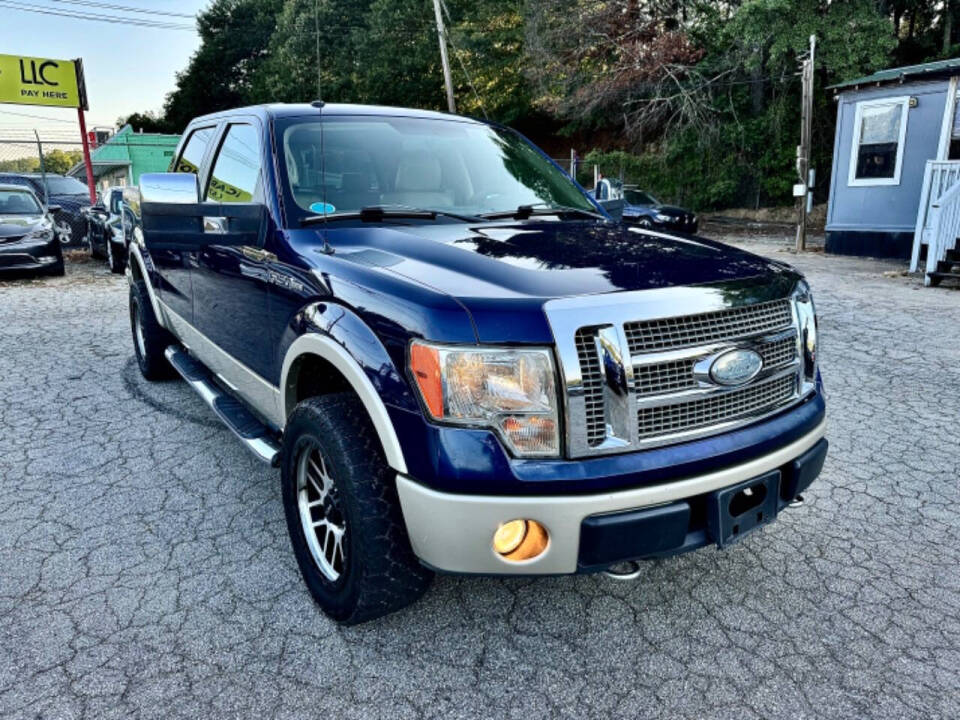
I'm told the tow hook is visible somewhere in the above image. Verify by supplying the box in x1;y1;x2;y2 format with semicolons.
602;560;643;580
789;494;805;508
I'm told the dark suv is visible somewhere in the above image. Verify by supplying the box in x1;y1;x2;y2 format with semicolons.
0;172;90;246
124;104;826;624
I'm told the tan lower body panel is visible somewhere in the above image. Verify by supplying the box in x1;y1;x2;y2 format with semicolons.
396;419;826;575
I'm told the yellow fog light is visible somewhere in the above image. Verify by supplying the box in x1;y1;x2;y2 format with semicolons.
493;519;549;562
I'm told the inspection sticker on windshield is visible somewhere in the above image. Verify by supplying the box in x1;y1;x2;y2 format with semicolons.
309;202;336;214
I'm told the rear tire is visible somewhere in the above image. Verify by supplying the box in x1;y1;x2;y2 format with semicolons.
281;394;433;624
129;279;175;380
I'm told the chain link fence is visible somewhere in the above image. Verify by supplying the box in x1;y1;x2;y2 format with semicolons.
0;130;89;247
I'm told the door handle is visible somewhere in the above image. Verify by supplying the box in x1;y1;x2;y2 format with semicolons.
240;246;277;263
203;216;228;234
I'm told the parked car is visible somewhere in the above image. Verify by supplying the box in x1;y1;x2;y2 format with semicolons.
594;179;699;233
0;172;90;246
0;184;64;276
124;104;826;624
83;186;126;273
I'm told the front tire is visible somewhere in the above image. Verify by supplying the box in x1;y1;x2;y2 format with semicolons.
281;394;433;624
129;279;175;380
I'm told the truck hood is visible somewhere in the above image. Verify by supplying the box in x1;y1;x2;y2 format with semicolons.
328;219;780;299
0;214;44;237
321;219;794;343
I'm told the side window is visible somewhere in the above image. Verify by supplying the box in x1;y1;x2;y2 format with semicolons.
109;190;121;213
205;124;262;203
174;126;215;175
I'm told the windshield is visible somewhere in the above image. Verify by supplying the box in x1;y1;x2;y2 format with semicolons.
45;177;88;195
0;189;42;214
278;115;595;220
623;189;658;205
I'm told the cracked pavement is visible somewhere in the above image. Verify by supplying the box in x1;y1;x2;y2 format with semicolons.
1;240;958;719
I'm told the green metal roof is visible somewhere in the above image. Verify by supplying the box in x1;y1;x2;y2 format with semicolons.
829;57;960;91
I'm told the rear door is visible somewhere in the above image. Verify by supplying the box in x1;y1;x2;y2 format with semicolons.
153;124;217;322
191;121;275;380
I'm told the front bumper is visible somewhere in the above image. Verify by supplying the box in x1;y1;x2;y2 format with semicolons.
0;237;62;271
396;419;826;575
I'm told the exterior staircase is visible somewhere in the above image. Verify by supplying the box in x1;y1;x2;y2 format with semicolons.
911;160;960;287
927;239;960;287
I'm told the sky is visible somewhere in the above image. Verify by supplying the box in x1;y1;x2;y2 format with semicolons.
0;0;207;140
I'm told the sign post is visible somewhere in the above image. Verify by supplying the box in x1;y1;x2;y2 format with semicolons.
0;53;95;203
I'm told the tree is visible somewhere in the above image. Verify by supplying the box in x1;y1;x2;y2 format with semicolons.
116;111;175;134
162;0;284;131
42;149;84;175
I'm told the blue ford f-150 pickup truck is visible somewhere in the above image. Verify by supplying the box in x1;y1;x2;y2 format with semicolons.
123;103;826;624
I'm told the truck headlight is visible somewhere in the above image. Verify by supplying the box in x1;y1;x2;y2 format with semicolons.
793;280;817;380
409;341;560;457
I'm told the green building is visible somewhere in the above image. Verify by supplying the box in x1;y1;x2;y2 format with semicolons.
67;125;180;192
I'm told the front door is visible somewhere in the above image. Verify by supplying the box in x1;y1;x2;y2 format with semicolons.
153;124;217;323
191;121;276;381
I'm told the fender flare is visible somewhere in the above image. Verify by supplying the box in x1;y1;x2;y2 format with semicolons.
126;244;164;325
280;333;408;474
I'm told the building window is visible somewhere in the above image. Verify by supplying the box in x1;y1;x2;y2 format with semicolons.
848;97;909;187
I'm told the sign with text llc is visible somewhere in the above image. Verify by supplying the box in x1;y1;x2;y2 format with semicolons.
0;54;87;109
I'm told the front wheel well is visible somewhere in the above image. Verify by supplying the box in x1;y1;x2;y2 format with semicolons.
284;352;354;416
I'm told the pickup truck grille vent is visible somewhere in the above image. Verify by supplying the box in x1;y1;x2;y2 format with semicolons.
634;358;696;397
624;299;793;354
637;373;797;439
760;334;798;368
574;327;606;446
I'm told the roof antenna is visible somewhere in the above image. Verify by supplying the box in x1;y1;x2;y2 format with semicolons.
307;100;333;254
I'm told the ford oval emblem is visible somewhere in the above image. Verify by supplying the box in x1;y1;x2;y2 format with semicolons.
709;348;763;386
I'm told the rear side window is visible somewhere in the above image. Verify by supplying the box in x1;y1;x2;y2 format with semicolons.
174;126;215;175
205;124;262;203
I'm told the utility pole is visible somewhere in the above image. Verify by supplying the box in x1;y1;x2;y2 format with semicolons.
796;34;816;252
432;0;456;114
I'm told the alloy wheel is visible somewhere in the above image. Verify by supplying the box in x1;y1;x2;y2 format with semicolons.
296;442;347;583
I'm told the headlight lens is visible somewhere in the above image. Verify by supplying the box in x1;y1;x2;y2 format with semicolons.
25;223;54;242
793;280;817;380
655;212;671;222
409;341;560;457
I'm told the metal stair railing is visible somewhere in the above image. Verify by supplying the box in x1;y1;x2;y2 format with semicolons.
925;180;960;285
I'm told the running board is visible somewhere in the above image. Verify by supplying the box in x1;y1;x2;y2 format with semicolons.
164;346;281;467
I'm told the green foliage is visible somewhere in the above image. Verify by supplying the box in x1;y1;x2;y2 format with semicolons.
134;0;957;210
0;149;83;175
43;149;84;175
116;111;175;134
0;156;40;173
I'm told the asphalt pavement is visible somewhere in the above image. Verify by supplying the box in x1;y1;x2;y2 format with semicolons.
0;241;958;719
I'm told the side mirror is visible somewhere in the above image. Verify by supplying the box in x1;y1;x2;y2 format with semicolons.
47;204;62;213
139;172;199;205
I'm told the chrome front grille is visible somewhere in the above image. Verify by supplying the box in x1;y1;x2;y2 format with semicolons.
544;283;810;458
637;373;797;439
624;299;793;354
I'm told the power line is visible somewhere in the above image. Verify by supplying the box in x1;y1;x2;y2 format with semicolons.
47;0;195;18
0;1;195;30
0;109;80;124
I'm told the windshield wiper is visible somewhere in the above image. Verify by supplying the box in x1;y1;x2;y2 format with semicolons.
301;205;480;226
478;204;607;221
